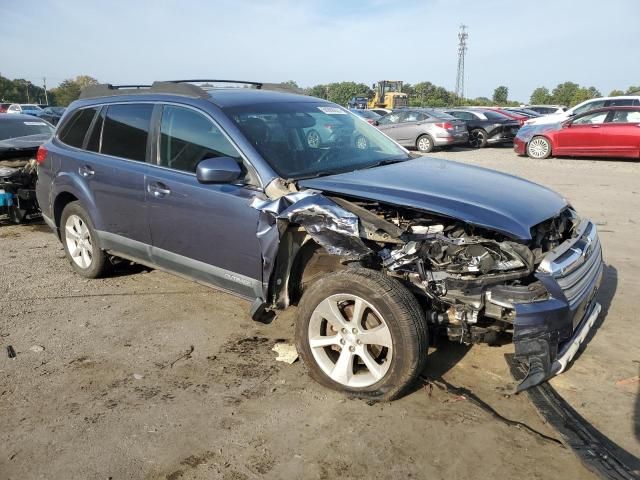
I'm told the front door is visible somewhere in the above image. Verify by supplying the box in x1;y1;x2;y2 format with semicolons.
554;110;608;156
376;111;404;143
146;104;263;298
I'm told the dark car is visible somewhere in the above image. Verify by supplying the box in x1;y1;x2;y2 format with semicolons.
443;108;520;147
39;106;66;125
36;80;603;400
514;106;640;159
376;108;468;152
0;103;11;113
0;114;53;222
349;108;380;125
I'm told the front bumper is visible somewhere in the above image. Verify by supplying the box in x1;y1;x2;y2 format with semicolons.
513;137;527;155
509;219;604;391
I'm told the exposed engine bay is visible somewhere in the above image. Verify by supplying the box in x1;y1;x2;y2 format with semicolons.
340;198;578;345
0;159;40;224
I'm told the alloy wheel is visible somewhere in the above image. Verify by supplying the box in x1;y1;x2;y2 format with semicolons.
65;214;93;269
528;137;550;159
417;136;432;152
308;294;393;388
469;130;486;148
306;130;321;148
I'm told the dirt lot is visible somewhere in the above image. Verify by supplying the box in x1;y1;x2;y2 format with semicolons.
1;146;638;479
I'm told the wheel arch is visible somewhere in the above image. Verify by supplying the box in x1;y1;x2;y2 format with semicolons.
268;228;347;309
51;173;103;235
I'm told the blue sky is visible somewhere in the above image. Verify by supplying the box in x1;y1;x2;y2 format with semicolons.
1;0;638;102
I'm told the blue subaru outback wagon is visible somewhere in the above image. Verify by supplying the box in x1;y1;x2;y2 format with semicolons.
36;80;603;400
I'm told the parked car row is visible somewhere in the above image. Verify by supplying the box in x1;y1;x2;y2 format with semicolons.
0;103;66;124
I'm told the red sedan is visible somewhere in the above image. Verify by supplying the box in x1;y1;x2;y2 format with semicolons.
514;106;640;159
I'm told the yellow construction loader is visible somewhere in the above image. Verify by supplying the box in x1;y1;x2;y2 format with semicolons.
368;81;408;109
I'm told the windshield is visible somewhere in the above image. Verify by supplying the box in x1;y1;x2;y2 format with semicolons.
22;105;43;112
0;119;54;141
225;101;410;179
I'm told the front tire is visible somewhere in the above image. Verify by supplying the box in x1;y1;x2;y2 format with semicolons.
469;129;488;148
416;134;435;153
60;201;110;278
295;268;428;401
527;136;552;159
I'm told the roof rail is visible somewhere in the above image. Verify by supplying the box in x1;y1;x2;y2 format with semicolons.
79;82;211;99
79;79;302;100
167;79;263;89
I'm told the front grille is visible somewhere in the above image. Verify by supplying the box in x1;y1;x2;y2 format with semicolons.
539;220;603;305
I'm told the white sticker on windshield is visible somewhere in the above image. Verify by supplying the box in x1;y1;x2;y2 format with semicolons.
318;106;347;115
24;121;47;126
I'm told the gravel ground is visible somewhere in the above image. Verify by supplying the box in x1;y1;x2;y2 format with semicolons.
1;146;638;479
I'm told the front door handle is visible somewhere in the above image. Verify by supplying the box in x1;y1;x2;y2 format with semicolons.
590;125;601;128
78;165;95;177
147;182;171;198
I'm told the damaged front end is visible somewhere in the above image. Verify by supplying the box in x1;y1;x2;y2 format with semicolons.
253;183;603;392
0;159;40;223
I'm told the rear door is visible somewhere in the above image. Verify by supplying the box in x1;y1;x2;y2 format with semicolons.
598;109;640;157
81;103;154;259
145;104;263;298
554;110;608;156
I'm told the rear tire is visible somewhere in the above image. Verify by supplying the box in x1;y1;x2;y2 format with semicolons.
416;134;435;153
60;201;111;278
527;136;552;159
295;268;428;401
469;129;488;148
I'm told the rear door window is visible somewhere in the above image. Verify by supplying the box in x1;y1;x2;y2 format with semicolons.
159;105;242;173
58;107;99;148
101;104;153;161
605;98;636;107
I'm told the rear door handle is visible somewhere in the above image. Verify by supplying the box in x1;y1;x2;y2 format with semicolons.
78;165;95;177
147;182;171;198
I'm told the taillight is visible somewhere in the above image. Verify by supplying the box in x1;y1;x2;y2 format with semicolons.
36;145;48;165
435;122;453;130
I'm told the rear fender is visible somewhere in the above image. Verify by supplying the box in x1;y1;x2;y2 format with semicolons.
52;171;103;230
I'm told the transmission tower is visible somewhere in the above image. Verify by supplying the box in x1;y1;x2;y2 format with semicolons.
455;24;468;99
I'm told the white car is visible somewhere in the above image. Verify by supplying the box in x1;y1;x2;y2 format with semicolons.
525;96;640;126
526;105;567;115
6;104;44;116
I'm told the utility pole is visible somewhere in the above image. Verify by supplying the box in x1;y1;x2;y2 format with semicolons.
43;76;49;105
455;24;468;101
24;80;30;103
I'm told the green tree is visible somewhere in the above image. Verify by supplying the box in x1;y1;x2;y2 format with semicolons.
492;85;508;104
609;89;625;96
279;80;299;89
306;84;327;99
50;75;99;106
530;87;551;104
325;82;372;107
569;86;601;106
550;82;581;106
626;85;640;95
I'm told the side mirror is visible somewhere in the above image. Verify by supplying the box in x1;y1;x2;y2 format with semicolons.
373;120;379;126
196;157;242;184
561;121;572;128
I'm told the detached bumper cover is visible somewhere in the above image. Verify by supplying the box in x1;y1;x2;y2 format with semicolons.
512;219;603;391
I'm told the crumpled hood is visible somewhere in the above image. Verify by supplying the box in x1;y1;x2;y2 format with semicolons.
298;158;568;240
